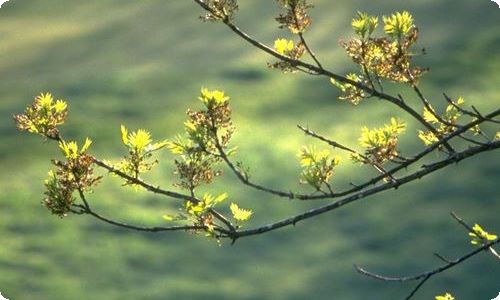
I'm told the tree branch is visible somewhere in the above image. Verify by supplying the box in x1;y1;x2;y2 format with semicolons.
231;140;500;239
73;190;209;233
354;213;500;300
193;0;455;152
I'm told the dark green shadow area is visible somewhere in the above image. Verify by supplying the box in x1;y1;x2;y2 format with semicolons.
0;1;498;299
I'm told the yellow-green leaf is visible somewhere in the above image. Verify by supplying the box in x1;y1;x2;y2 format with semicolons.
214;192;228;204
383;11;414;38
230;203;252;221
435;293;454;300
274;38;294;55
80;137;92;153
469;223;497;246
120;125;128;145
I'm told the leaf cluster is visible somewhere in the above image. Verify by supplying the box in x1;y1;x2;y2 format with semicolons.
14;92;68;139
166;88;235;191
269;38;305;72
469;224;498;246
113;126;169;188
418;97;480;146
45;140;100;217
298;146;340;191
334;11;427;104
354;118;406;164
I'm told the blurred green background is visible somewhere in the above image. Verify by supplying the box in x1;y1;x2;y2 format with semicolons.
1;1;499;299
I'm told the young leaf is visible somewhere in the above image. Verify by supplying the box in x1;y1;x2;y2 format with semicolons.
230;203;252;221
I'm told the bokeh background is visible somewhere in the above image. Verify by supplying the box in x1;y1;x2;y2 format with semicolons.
1;1;499;299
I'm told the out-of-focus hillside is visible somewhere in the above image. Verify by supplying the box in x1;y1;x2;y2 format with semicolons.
0;1;498;299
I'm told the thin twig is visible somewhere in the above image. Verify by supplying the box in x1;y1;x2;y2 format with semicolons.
93;158;197;202
73;191;208;233
288;1;323;69
405;275;430;300
355;213;500;300
298;32;323;69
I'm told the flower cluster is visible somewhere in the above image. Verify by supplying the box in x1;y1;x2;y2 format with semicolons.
298;146;340;191
275;0;313;34
354;118;406;164
44;139;100;217
166;88;235;190
114;125;168;185
200;0;238;21
469;224;497;246
14;92;68;139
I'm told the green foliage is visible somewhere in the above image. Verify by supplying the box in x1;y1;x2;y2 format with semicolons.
298;146;340;191
382;11;414;39
354;118;406;164
435;293;454;300
351;11;378;39
14;92;68;139
161;88;252;233
418;97;480;146
330;73;366;105
14;93;100;216
166;88;235;191
332;10;427;102
269;38;305;72
230;202;252;222
469;224;497;246
45;141;100;217
115;125;168;185
59;138;92;159
274;38;295;55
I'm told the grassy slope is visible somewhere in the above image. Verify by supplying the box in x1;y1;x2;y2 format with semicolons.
0;0;499;299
